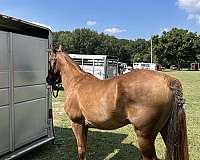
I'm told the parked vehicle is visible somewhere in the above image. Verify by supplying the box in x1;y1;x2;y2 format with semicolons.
190;63;199;71
118;62;128;75
123;66;133;74
133;63;156;70
170;65;178;70
156;64;165;71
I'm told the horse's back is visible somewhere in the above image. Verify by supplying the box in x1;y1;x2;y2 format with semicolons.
118;69;175;98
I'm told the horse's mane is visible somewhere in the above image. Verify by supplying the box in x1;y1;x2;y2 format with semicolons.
61;52;84;72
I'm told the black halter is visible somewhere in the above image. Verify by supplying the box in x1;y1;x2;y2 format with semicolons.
48;61;62;98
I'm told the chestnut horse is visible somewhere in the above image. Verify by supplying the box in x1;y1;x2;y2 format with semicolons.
46;47;188;160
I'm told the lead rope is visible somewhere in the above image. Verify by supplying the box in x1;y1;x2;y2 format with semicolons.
52;83;62;98
52;87;59;98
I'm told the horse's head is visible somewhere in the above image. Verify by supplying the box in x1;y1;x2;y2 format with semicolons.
46;45;62;87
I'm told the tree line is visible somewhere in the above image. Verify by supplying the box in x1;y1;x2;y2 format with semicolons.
53;28;200;68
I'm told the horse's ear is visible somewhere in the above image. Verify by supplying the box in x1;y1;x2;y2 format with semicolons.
58;45;63;52
48;46;56;61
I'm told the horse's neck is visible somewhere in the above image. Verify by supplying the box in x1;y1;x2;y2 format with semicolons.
57;53;85;88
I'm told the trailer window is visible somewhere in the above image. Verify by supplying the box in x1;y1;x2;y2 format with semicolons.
146;64;150;67
73;58;82;65
94;59;104;66
83;59;94;66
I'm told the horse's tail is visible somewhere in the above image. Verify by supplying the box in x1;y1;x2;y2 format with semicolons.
163;79;189;160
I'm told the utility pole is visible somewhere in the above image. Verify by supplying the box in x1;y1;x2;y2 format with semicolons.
150;37;153;63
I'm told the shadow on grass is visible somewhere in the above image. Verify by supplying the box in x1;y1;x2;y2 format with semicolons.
18;127;142;160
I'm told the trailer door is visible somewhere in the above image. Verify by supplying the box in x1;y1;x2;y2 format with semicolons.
0;31;10;156
12;34;48;149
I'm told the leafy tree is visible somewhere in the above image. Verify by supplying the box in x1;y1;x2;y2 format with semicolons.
131;39;151;63
153;28;200;68
53;28;200;68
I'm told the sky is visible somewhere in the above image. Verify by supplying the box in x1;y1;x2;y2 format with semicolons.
0;0;200;40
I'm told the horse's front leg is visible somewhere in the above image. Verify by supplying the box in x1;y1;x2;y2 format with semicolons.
72;122;88;160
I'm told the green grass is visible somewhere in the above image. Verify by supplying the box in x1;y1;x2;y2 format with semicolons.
19;71;200;160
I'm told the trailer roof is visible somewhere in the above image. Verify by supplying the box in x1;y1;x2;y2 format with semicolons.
69;54;118;60
0;14;51;39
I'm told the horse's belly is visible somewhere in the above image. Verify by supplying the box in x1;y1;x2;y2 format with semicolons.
84;117;130;130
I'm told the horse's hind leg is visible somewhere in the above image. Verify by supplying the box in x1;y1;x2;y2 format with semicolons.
135;130;158;160
72;122;88;160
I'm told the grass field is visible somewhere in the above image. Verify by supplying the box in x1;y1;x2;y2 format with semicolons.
19;71;200;160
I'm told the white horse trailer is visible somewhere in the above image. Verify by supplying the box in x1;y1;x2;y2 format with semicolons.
0;15;54;159
69;54;119;79
133;63;156;70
